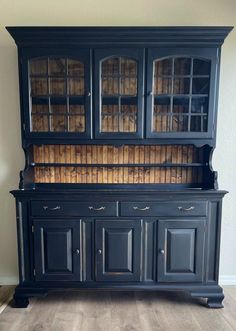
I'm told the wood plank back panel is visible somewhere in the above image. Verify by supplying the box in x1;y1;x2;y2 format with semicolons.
33;145;204;184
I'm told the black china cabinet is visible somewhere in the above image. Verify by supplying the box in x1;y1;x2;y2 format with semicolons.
7;26;232;308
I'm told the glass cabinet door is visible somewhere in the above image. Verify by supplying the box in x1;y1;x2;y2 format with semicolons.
22;49;91;139
146;48;217;139
94;49;144;139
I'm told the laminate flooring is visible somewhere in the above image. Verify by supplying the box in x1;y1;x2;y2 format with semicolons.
0;287;236;331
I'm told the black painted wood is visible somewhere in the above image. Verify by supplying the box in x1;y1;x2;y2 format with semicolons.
157;218;206;282
95;219;141;281
33;220;81;281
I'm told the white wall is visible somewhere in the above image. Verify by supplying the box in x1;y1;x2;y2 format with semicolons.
0;0;236;285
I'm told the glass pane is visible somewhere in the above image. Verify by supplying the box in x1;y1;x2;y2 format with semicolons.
68;59;84;76
192;78;209;94
120;77;137;95
31;115;48;131
174;58;191;75
153;97;171;132
30;58;47;75
154;77;172;95
51;115;66;132
31;78;48;95
100;57;138;133
172;115;188;132
193;59;210;75
69;115;85;132
120;105;137;132
120;58;137;75
51;104;66;114
173;78;190;94
31;103;49;114
49;58;66;75
69;104;85;114
173;97;189;113
153;115;171;132
155;59;172;76
50;78;66;95
190;116;207;132
191;97;208;114
102;77;119;95
102;58;119;75
154;97;171;114
68;78;84;95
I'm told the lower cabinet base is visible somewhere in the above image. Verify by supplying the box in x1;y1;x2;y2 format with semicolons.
12;284;224;309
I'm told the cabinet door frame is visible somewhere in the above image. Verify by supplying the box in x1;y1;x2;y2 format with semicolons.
33;219;81;281
94;48;145;139
146;47;218;139
20;48;92;140
157;218;206;282
95;218;142;281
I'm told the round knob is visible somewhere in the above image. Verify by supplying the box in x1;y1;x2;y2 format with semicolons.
97;249;102;255
87;91;91;97
148;91;153;96
159;249;165;255
75;249;80;255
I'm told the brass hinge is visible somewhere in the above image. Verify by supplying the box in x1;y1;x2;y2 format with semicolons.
31;225;34;233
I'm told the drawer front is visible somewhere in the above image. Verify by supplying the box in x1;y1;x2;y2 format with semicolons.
31;201;118;217
120;201;207;217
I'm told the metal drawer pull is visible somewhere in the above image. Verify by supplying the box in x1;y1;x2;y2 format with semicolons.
97;249;102;255
88;206;106;211
178;206;195;211
43;206;61;211
133;206;150;211
75;249;80;255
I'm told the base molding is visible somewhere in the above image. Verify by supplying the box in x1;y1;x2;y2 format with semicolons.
0;277;18;286
219;275;236;285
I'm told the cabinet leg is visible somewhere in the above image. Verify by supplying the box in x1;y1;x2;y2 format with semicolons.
190;287;224;309
206;293;224;308
13;294;29;308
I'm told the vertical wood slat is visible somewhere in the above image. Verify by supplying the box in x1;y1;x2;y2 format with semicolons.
33;144;203;185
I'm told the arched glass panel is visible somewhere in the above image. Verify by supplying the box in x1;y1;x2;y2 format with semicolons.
29;57;85;132
152;57;210;133
100;57;138;133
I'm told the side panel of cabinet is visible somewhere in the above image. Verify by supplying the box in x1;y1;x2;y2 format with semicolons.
33;219;81;281
157;218;206;282
95;219;141;281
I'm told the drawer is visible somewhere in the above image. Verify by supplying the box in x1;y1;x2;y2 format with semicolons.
31;201;118;217
120;201;207;217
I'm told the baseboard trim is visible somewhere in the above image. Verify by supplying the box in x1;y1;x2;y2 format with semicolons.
219;276;236;286
0;277;18;286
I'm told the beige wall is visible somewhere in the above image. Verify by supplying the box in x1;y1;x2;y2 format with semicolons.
0;0;236;284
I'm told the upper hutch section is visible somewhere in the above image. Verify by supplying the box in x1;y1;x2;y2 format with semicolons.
7;26;232;147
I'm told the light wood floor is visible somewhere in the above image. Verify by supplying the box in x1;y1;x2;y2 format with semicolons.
0;287;236;331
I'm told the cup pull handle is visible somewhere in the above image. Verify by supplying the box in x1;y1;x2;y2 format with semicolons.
88;206;106;211
133;206;150;211
178;206;195;211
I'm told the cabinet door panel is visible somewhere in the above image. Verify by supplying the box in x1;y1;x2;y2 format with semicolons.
94;49;144;139
158;219;205;282
95;219;141;281
146;48;217;139
21;48;92;140
33;220;81;281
